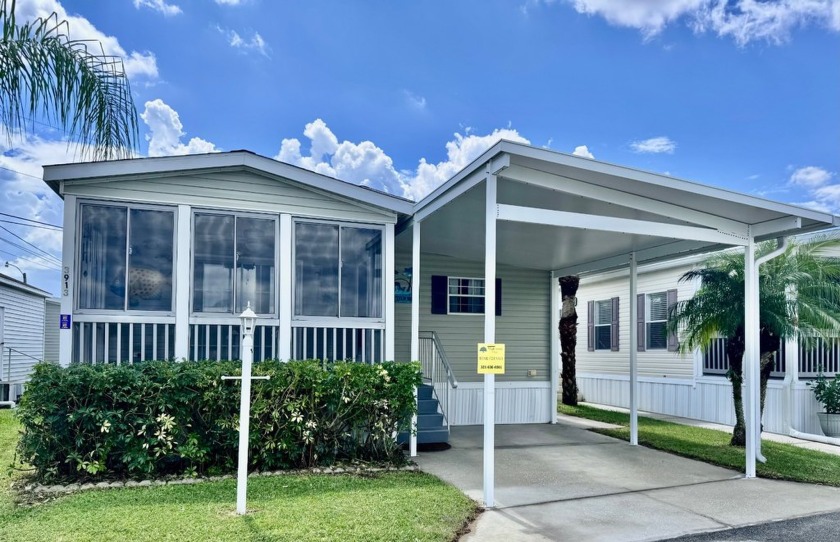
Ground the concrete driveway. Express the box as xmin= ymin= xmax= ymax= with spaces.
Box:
xmin=414 ymin=423 xmax=840 ymax=542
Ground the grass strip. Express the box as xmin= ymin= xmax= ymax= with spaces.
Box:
xmin=0 ymin=410 xmax=476 ymax=541
xmin=559 ymin=404 xmax=840 ymax=487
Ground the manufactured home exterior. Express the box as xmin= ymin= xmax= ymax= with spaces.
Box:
xmin=44 ymin=139 xmax=840 ymax=477
xmin=0 ymin=275 xmax=56 ymax=401
xmin=575 ymin=255 xmax=835 ymax=436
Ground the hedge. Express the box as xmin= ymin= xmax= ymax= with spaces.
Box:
xmin=15 ymin=360 xmax=421 ymax=482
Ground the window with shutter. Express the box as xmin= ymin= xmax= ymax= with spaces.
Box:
xmin=594 ymin=299 xmax=613 ymax=350
xmin=646 ymin=291 xmax=668 ymax=350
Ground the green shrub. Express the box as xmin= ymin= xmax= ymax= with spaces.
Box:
xmin=15 ymin=360 xmax=421 ymax=482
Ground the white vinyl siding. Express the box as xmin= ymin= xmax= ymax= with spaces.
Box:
xmin=0 ymin=284 xmax=46 ymax=383
xmin=576 ymin=264 xmax=697 ymax=379
xmin=62 ymin=171 xmax=396 ymax=224
xmin=394 ymin=252 xmax=550 ymax=383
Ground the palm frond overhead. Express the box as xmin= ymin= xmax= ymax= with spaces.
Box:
xmin=0 ymin=0 xmax=138 ymax=160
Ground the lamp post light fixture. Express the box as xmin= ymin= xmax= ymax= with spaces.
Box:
xmin=4 ymin=261 xmax=26 ymax=284
xmin=221 ymin=302 xmax=269 ymax=515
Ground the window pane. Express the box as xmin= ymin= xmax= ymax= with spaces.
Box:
xmin=647 ymin=322 xmax=667 ymax=349
xmin=596 ymin=300 xmax=612 ymax=325
xmin=193 ymin=214 xmax=234 ymax=313
xmin=128 ymin=209 xmax=174 ymax=311
xmin=295 ymin=222 xmax=339 ymax=316
xmin=341 ymin=227 xmax=382 ymax=318
xmin=236 ymin=217 xmax=276 ymax=314
xmin=449 ymin=278 xmax=484 ymax=296
xmin=449 ymin=296 xmax=485 ymax=314
xmin=648 ymin=292 xmax=668 ymax=321
xmin=596 ymin=326 xmax=612 ymax=350
xmin=79 ymin=205 xmax=126 ymax=310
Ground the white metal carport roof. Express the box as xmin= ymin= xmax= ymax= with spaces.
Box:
xmin=402 ymin=140 xmax=839 ymax=508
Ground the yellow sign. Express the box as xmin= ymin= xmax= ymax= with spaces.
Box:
xmin=477 ymin=343 xmax=505 ymax=374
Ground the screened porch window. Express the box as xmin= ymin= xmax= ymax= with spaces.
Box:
xmin=294 ymin=222 xmax=382 ymax=318
xmin=78 ymin=203 xmax=174 ymax=312
xmin=192 ymin=212 xmax=276 ymax=315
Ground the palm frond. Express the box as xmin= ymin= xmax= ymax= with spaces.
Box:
xmin=0 ymin=0 xmax=138 ymax=160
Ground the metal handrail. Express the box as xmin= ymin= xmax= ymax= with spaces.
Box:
xmin=419 ymin=331 xmax=458 ymax=389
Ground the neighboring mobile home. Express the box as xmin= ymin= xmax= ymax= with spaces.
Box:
xmin=43 ymin=141 xmax=839 ymax=476
xmin=0 ymin=274 xmax=57 ymax=402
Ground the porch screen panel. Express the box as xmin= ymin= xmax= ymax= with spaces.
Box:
xmin=193 ymin=213 xmax=234 ymax=313
xmin=235 ymin=217 xmax=276 ymax=314
xmin=295 ymin=222 xmax=339 ymax=316
xmin=78 ymin=204 xmax=127 ymax=310
xmin=340 ymin=228 xmax=382 ymax=318
xmin=128 ymin=209 xmax=174 ymax=311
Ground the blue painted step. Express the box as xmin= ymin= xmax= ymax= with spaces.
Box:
xmin=398 ymin=384 xmax=448 ymax=445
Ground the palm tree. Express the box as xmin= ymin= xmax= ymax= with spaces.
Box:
xmin=670 ymin=237 xmax=840 ymax=446
xmin=1 ymin=0 xmax=138 ymax=160
xmin=559 ymin=275 xmax=580 ymax=405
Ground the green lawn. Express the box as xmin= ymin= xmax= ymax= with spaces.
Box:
xmin=0 ymin=410 xmax=476 ymax=542
xmin=559 ymin=403 xmax=840 ymax=486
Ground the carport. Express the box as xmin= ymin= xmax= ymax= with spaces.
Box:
xmin=404 ymin=141 xmax=839 ymax=506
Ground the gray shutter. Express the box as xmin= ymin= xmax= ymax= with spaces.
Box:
xmin=610 ymin=296 xmax=620 ymax=352
xmin=587 ymin=301 xmax=594 ymax=352
xmin=637 ymin=293 xmax=646 ymax=352
xmin=667 ymin=289 xmax=679 ymax=352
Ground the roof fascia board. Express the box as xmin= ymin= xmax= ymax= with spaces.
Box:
xmin=750 ymin=216 xmax=801 ymax=238
xmin=501 ymin=164 xmax=749 ymax=237
xmin=553 ymin=240 xmax=720 ymax=277
xmin=500 ymin=142 xmax=839 ymax=226
xmin=413 ymin=144 xmax=508 ymax=213
xmin=496 ymin=204 xmax=750 ymax=246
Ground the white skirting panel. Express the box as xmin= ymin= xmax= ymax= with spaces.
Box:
xmin=578 ymin=374 xmax=827 ymax=437
xmin=449 ymin=382 xmax=552 ymax=426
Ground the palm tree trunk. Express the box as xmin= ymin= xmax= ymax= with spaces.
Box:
xmin=559 ymin=276 xmax=580 ymax=406
xmin=726 ymin=332 xmax=746 ymax=446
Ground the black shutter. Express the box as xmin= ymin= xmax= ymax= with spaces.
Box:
xmin=667 ymin=289 xmax=679 ymax=352
xmin=610 ymin=296 xmax=620 ymax=352
xmin=587 ymin=301 xmax=594 ymax=352
xmin=431 ymin=275 xmax=448 ymax=314
xmin=637 ymin=293 xmax=646 ymax=352
xmin=495 ymin=278 xmax=502 ymax=316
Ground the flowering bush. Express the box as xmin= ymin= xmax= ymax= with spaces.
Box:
xmin=15 ymin=360 xmax=421 ymax=482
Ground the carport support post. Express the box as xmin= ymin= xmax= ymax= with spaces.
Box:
xmin=629 ymin=252 xmax=638 ymax=445
xmin=483 ymin=173 xmax=497 ymax=508
xmin=744 ymin=234 xmax=758 ymax=478
xmin=410 ymin=220 xmax=421 ymax=457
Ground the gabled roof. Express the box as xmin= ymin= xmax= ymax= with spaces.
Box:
xmin=43 ymin=150 xmax=415 ymax=216
xmin=0 ymin=273 xmax=50 ymax=298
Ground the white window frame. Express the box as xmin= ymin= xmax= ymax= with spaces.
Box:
xmin=75 ymin=199 xmax=177 ymax=315
xmin=291 ymin=218 xmax=385 ymax=324
xmin=594 ymin=299 xmax=612 ymax=350
xmin=190 ymin=209 xmax=280 ymax=318
xmin=447 ymin=276 xmax=486 ymax=315
xmin=646 ymin=291 xmax=668 ymax=350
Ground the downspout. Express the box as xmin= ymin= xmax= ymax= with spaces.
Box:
xmin=753 ymin=237 xmax=789 ymax=463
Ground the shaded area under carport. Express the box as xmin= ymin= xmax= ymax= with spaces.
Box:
xmin=414 ymin=423 xmax=840 ymax=541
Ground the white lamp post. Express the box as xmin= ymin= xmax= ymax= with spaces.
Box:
xmin=221 ymin=302 xmax=268 ymax=515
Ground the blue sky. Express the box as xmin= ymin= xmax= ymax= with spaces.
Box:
xmin=1 ymin=0 xmax=839 ymax=294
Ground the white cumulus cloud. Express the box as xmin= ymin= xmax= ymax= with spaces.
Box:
xmin=630 ymin=136 xmax=676 ymax=154
xmin=14 ymin=0 xmax=159 ymax=80
xmin=133 ymin=0 xmax=181 ymax=16
xmin=141 ymin=99 xmax=219 ymax=157
xmin=572 ymin=145 xmax=595 ymax=159
xmin=790 ymin=166 xmax=834 ymax=188
xmin=277 ymin=119 xmax=530 ymax=200
xmin=564 ymin=0 xmax=840 ymax=44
